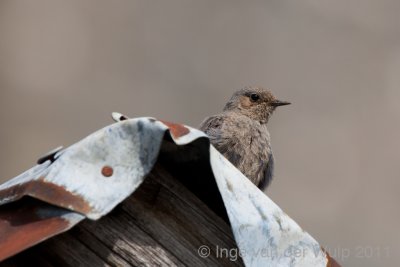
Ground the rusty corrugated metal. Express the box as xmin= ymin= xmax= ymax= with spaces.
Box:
xmin=0 ymin=114 xmax=340 ymax=266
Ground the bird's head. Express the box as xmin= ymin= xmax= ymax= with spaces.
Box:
xmin=223 ymin=87 xmax=290 ymax=124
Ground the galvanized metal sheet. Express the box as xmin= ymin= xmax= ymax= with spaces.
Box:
xmin=0 ymin=118 xmax=205 ymax=220
xmin=210 ymin=146 xmax=330 ymax=266
xmin=0 ymin=116 xmax=338 ymax=266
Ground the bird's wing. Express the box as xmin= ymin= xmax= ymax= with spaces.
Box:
xmin=198 ymin=115 xmax=225 ymax=143
xmin=200 ymin=114 xmax=249 ymax=171
xmin=259 ymin=152 xmax=274 ymax=190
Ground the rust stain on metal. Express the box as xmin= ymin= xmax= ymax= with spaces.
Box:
xmin=101 ymin=166 xmax=114 ymax=177
xmin=160 ymin=120 xmax=190 ymax=138
xmin=322 ymin=247 xmax=342 ymax=267
xmin=0 ymin=178 xmax=92 ymax=216
xmin=0 ymin=202 xmax=71 ymax=261
xmin=27 ymin=178 xmax=92 ymax=215
xmin=326 ymin=252 xmax=341 ymax=267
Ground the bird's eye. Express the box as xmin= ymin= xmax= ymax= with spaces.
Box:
xmin=250 ymin=93 xmax=260 ymax=102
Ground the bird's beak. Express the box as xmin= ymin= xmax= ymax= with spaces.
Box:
xmin=270 ymin=100 xmax=291 ymax=107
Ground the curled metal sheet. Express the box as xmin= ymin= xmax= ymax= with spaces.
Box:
xmin=210 ymin=147 xmax=338 ymax=267
xmin=0 ymin=116 xmax=339 ymax=266
xmin=0 ymin=118 xmax=204 ymax=221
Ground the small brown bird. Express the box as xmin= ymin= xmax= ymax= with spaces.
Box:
xmin=199 ymin=87 xmax=290 ymax=190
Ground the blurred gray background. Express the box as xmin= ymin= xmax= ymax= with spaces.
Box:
xmin=1 ymin=1 xmax=399 ymax=266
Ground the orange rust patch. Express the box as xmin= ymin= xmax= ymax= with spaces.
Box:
xmin=25 ymin=178 xmax=92 ymax=215
xmin=0 ymin=201 xmax=73 ymax=261
xmin=326 ymin=253 xmax=341 ymax=267
xmin=0 ymin=179 xmax=92 ymax=216
xmin=322 ymin=247 xmax=342 ymax=267
xmin=160 ymin=120 xmax=190 ymax=139
xmin=101 ymin=166 xmax=114 ymax=177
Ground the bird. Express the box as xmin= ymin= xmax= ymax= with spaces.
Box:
xmin=199 ymin=87 xmax=290 ymax=190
